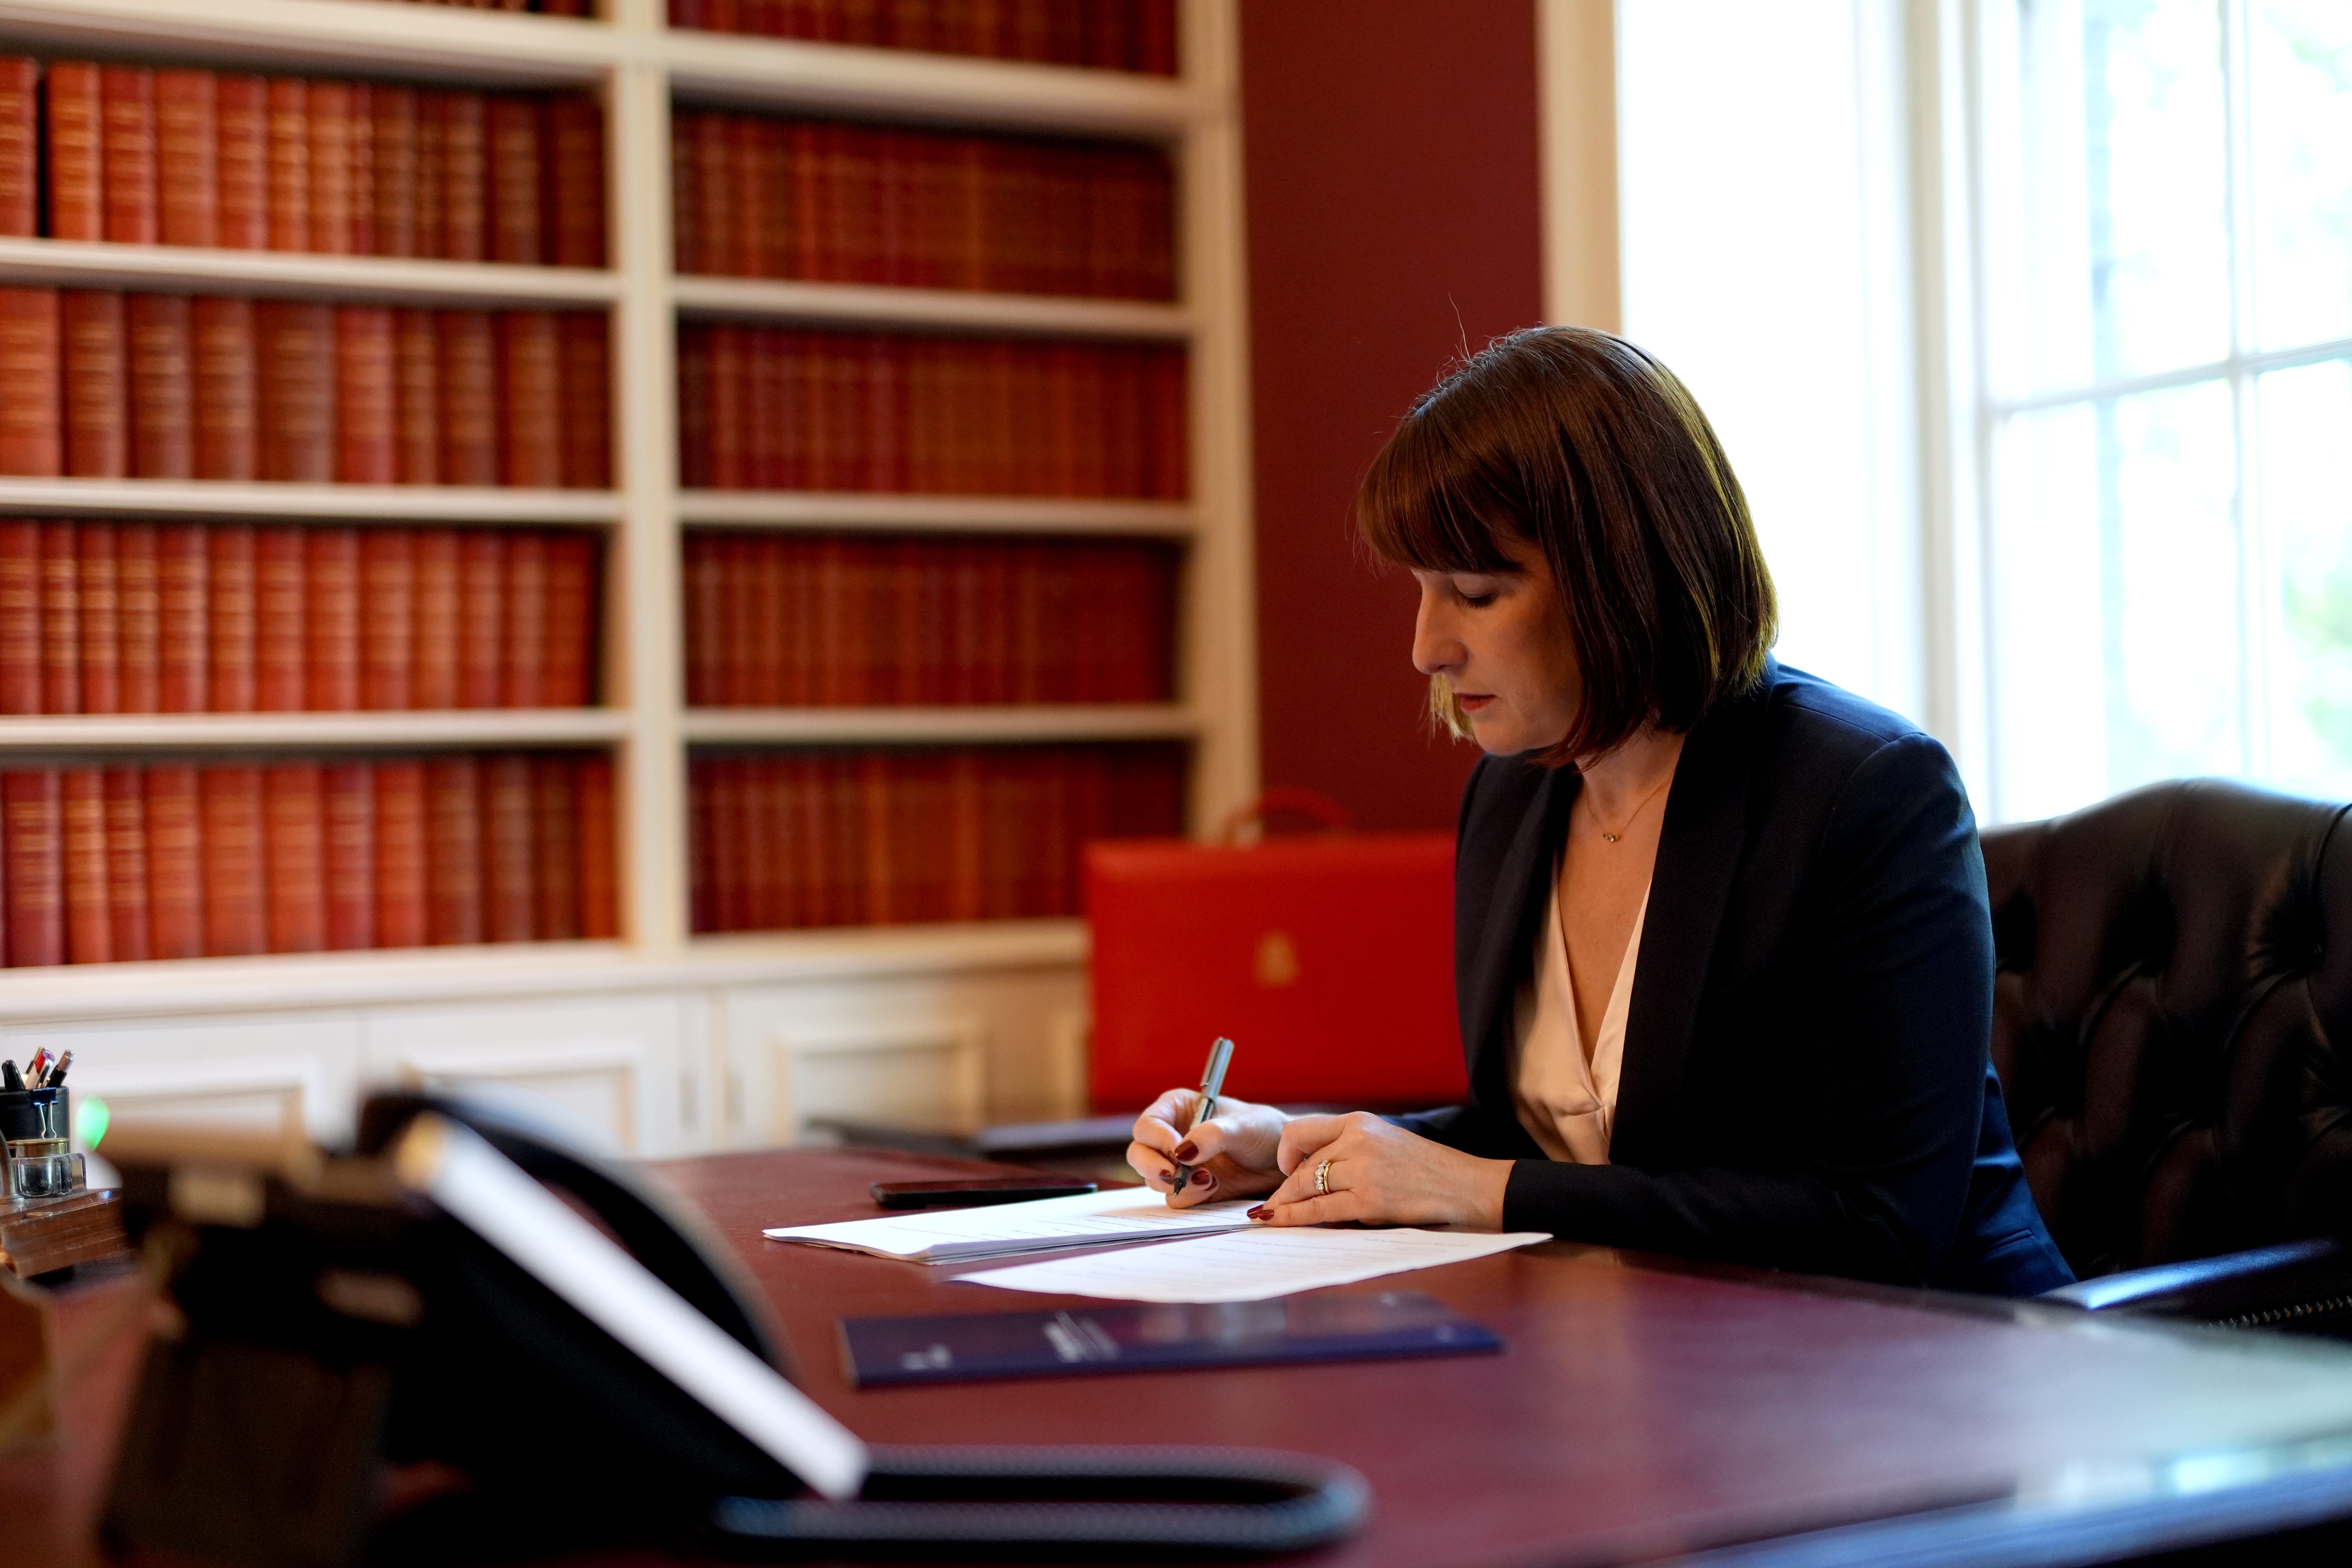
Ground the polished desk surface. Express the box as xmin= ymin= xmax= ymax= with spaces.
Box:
xmin=20 ymin=1146 xmax=2352 ymax=1566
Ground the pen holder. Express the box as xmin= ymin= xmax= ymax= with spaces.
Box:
xmin=0 ymin=1088 xmax=83 ymax=1201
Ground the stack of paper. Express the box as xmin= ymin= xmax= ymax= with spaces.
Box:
xmin=762 ymin=1187 xmax=1257 ymax=1264
xmin=954 ymin=1225 xmax=1553 ymax=1304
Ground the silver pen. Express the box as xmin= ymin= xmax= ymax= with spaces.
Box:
xmin=1167 ymin=1036 xmax=1235 ymax=1190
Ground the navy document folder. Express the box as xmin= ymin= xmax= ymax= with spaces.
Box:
xmin=838 ymin=1290 xmax=1503 ymax=1387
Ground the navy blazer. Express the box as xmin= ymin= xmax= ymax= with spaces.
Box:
xmin=1397 ymin=660 xmax=2073 ymax=1295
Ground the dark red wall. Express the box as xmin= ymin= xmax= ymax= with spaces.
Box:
xmin=1240 ymin=0 xmax=1544 ymax=831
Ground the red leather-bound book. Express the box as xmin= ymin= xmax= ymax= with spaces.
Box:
xmin=200 ymin=764 xmax=267 ymax=956
xmin=456 ymin=530 xmax=505 ymax=707
xmin=703 ymin=756 xmax=741 ymax=929
xmin=682 ymin=533 xmax=719 ymax=705
xmin=155 ymin=69 xmax=218 ymax=250
xmin=76 ymin=523 xmax=118 ymax=714
xmin=742 ymin=754 xmax=782 ymax=929
xmin=412 ymin=528 xmax=460 ymax=708
xmin=485 ymin=94 xmax=541 ymax=265
xmin=392 ymin=307 xmax=438 ymax=483
xmin=495 ymin=311 xmax=560 ymax=488
xmin=60 ymin=290 xmax=125 ymax=479
xmin=38 ymin=521 xmax=78 ymax=715
xmin=142 ymin=763 xmax=202 ymax=959
xmin=691 ymin=111 xmax=736 ymax=281
xmin=263 ymin=761 xmax=325 ymax=953
xmin=369 ymin=84 xmax=420 ymax=259
xmin=372 ymin=759 xmax=427 ymax=949
xmin=1145 ymin=345 xmax=1186 ymax=498
xmin=360 ymin=527 xmax=415 ymax=710
xmin=334 ymin=305 xmax=395 ymax=483
xmin=436 ymin=310 xmax=497 ymax=485
xmin=156 ymin=524 xmax=207 ymax=712
xmin=43 ymin=63 xmax=102 ymax=242
xmin=746 ymin=323 xmax=785 ymax=490
xmin=543 ymin=95 xmax=605 ymax=268
xmin=254 ymin=526 xmax=305 ymax=711
xmin=256 ymin=300 xmax=333 ymax=482
xmin=704 ymin=323 xmax=747 ymax=489
xmin=480 ymin=751 xmax=534 ymax=942
xmin=322 ymin=760 xmax=373 ymax=950
xmin=263 ymin=76 xmax=309 ymax=252
xmin=305 ymin=80 xmax=354 ymax=255
xmin=103 ymin=766 xmax=149 ymax=961
xmin=0 ymin=288 xmax=60 ymax=476
xmin=501 ymin=530 xmax=547 ymax=707
xmin=671 ymin=110 xmax=702 ymax=275
xmin=3 ymin=769 xmax=61 ymax=965
xmin=345 ymin=82 xmax=374 ymax=259
xmin=127 ymin=293 xmax=194 ymax=479
xmin=433 ymin=90 xmax=487 ymax=263
xmin=542 ymin=531 xmax=593 ymax=706
xmin=686 ymin=757 xmax=717 ymax=931
xmin=530 ymin=753 xmax=580 ymax=939
xmin=206 ymin=524 xmax=256 ymax=712
xmin=575 ymin=751 xmax=616 ymax=938
xmin=215 ymin=75 xmax=267 ymax=250
xmin=676 ymin=322 xmax=713 ymax=489
xmin=0 ymin=58 xmax=35 ymax=238
xmin=191 ymin=295 xmax=258 ymax=479
xmin=1137 ymin=0 xmax=1177 ymax=73
xmin=894 ymin=537 xmax=942 ymax=704
xmin=99 ymin=66 xmax=158 ymax=245
xmin=748 ymin=535 xmax=788 ymax=705
xmin=557 ymin=313 xmax=610 ymax=488
xmin=60 ymin=769 xmax=107 ymax=964
xmin=423 ymin=753 xmax=483 ymax=945
xmin=304 ymin=527 xmax=360 ymax=711
xmin=115 ymin=524 xmax=158 ymax=712
xmin=413 ymin=88 xmax=446 ymax=260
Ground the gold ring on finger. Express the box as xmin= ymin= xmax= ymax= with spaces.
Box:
xmin=1314 ymin=1157 xmax=1333 ymax=1196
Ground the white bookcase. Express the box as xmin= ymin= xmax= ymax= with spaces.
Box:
xmin=0 ymin=0 xmax=1258 ymax=1157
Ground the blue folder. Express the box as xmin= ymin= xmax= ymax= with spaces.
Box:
xmin=838 ymin=1290 xmax=1502 ymax=1387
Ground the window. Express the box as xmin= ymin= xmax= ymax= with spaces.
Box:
xmin=1976 ymin=0 xmax=2352 ymax=820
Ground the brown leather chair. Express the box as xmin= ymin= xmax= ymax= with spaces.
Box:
xmin=1982 ymin=778 xmax=2352 ymax=1331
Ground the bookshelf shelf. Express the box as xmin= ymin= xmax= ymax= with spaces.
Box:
xmin=682 ymin=704 xmax=1200 ymax=746
xmin=0 ymin=480 xmax=623 ymax=525
xmin=676 ymin=491 xmax=1197 ymax=537
xmin=0 ymin=709 xmax=627 ymax=751
xmin=671 ymin=275 xmax=1191 ymax=341
xmin=0 ymin=238 xmax=618 ymax=308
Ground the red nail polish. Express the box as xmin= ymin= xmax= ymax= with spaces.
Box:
xmin=1189 ymin=1169 xmax=1211 ymax=1187
xmin=1247 ymin=1206 xmax=1268 ymax=1220
xmin=1173 ymin=1142 xmax=1198 ymax=1163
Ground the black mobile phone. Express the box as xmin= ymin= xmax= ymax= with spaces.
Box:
xmin=869 ymin=1175 xmax=1098 ymax=1210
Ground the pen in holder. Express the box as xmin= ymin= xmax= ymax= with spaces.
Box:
xmin=0 ymin=1087 xmax=84 ymax=1200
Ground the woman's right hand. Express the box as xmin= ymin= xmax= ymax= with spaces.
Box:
xmin=1127 ymin=1091 xmax=1288 ymax=1207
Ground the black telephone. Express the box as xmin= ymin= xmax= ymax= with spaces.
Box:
xmin=100 ymin=1090 xmax=1367 ymax=1566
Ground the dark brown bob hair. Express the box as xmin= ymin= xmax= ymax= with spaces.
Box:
xmin=1356 ymin=326 xmax=1777 ymax=769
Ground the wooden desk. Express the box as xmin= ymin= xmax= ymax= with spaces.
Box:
xmin=19 ymin=1146 xmax=2352 ymax=1566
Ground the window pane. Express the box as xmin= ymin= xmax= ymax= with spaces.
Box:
xmin=1998 ymin=0 xmax=2230 ymax=393
xmin=1991 ymin=380 xmax=2241 ymax=820
xmin=2249 ymin=4 xmax=2352 ymax=350
xmin=2260 ymin=359 xmax=2352 ymax=798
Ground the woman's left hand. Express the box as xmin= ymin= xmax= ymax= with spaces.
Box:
xmin=1252 ymin=1113 xmax=1513 ymax=1230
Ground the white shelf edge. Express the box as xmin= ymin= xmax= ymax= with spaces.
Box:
xmin=0 ymin=238 xmax=617 ymax=307
xmin=0 ymin=0 xmax=613 ymax=85
xmin=661 ymin=33 xmax=1209 ymax=138
xmin=672 ymin=275 xmax=1192 ymax=339
xmin=0 ymin=479 xmax=624 ymax=524
xmin=676 ymin=491 xmax=1198 ymax=537
xmin=682 ymin=704 xmax=1200 ymax=746
xmin=0 ymin=709 xmax=627 ymax=750
xmin=0 ymin=918 xmax=1087 ymax=1022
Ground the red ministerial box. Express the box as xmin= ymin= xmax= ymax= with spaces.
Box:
xmin=1084 ymin=832 xmax=1466 ymax=1113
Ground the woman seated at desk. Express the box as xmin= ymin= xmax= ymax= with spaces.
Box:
xmin=1127 ymin=327 xmax=2071 ymax=1295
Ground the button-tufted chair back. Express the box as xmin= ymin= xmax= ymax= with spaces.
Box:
xmin=1982 ymin=779 xmax=2352 ymax=1281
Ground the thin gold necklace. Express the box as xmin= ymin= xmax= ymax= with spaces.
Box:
xmin=1588 ymin=769 xmax=1675 ymax=843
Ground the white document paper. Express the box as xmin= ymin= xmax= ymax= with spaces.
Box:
xmin=951 ymin=1225 xmax=1553 ymax=1303
xmin=762 ymin=1185 xmax=1256 ymax=1263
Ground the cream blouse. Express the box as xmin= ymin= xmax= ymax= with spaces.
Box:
xmin=1508 ymin=869 xmax=1649 ymax=1165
